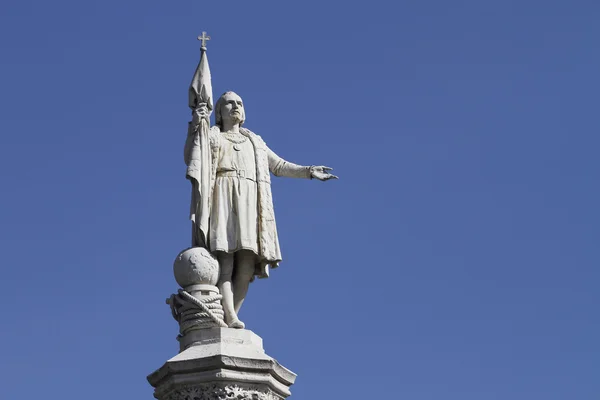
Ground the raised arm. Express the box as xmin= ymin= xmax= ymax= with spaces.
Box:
xmin=184 ymin=103 xmax=212 ymax=166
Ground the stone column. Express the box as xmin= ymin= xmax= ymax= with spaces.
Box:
xmin=148 ymin=248 xmax=296 ymax=399
xmin=147 ymin=328 xmax=296 ymax=400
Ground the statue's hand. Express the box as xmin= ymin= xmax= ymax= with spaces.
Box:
xmin=192 ymin=103 xmax=210 ymax=126
xmin=310 ymin=166 xmax=338 ymax=181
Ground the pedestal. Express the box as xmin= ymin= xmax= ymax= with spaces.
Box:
xmin=148 ymin=328 xmax=297 ymax=400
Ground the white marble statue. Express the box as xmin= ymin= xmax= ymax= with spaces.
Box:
xmin=184 ymin=38 xmax=337 ymax=329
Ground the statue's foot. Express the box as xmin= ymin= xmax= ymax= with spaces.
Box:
xmin=228 ymin=318 xmax=245 ymax=329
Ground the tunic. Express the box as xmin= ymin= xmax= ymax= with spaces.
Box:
xmin=208 ymin=136 xmax=259 ymax=254
xmin=185 ymin=125 xmax=312 ymax=278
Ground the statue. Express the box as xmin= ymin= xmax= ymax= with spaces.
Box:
xmin=181 ymin=33 xmax=337 ymax=329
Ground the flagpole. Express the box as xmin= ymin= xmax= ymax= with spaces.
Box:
xmin=187 ymin=32 xmax=213 ymax=249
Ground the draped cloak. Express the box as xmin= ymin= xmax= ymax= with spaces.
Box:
xmin=184 ymin=124 xmax=310 ymax=279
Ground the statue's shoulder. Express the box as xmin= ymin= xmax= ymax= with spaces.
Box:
xmin=209 ymin=126 xmax=221 ymax=148
xmin=240 ymin=127 xmax=266 ymax=146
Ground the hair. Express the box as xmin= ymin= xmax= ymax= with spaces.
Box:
xmin=215 ymin=91 xmax=245 ymax=128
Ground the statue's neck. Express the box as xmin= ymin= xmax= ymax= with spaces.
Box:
xmin=220 ymin=122 xmax=240 ymax=134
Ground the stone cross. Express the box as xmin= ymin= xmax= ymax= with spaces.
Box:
xmin=197 ymin=31 xmax=211 ymax=49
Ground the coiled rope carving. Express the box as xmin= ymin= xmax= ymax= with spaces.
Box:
xmin=167 ymin=289 xmax=227 ymax=334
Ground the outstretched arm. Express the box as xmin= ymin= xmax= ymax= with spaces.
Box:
xmin=267 ymin=147 xmax=310 ymax=178
xmin=267 ymin=147 xmax=338 ymax=181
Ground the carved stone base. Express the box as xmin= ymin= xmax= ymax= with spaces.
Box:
xmin=148 ymin=328 xmax=296 ymax=400
xmin=163 ymin=383 xmax=282 ymax=400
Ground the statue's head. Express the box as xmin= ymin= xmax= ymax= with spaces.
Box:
xmin=215 ymin=91 xmax=245 ymax=129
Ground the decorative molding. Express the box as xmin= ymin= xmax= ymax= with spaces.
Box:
xmin=163 ymin=383 xmax=283 ymax=400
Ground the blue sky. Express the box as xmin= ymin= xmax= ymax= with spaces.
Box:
xmin=0 ymin=1 xmax=598 ymax=399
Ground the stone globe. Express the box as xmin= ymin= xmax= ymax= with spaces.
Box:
xmin=173 ymin=247 xmax=219 ymax=287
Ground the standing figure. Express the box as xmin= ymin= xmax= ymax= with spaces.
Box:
xmin=185 ymin=90 xmax=337 ymax=329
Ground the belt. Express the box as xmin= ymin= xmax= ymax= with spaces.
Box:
xmin=216 ymin=169 xmax=256 ymax=182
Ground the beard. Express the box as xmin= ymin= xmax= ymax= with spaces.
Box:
xmin=229 ymin=112 xmax=243 ymax=124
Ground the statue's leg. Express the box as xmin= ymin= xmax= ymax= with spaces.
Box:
xmin=217 ymin=252 xmax=243 ymax=329
xmin=233 ymin=250 xmax=256 ymax=314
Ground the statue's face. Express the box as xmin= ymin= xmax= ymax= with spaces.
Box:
xmin=219 ymin=92 xmax=245 ymax=126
